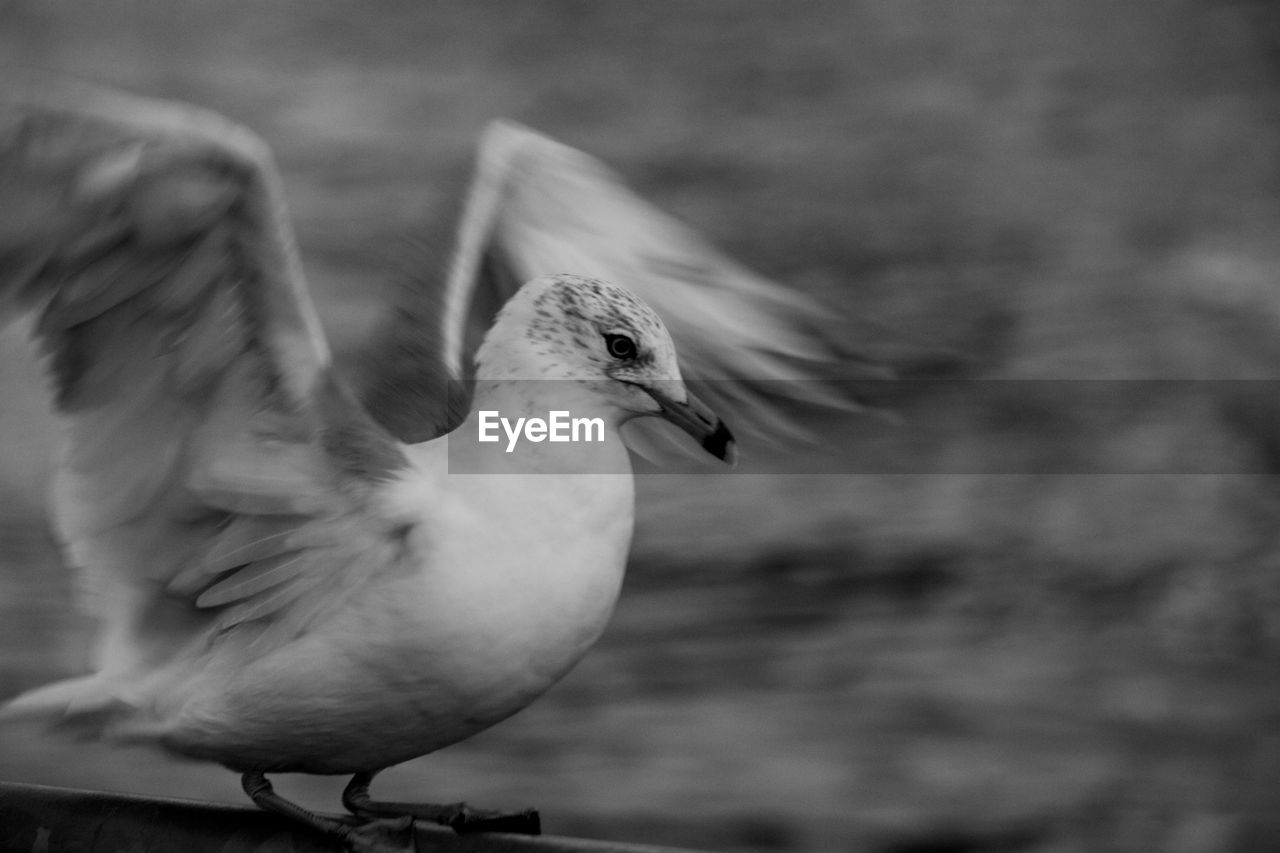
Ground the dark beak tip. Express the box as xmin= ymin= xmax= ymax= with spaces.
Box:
xmin=702 ymin=421 xmax=737 ymax=466
xmin=644 ymin=384 xmax=736 ymax=465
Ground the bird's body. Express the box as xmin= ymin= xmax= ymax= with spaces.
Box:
xmin=0 ymin=76 xmax=853 ymax=833
xmin=162 ymin=481 xmax=632 ymax=773
xmin=153 ymin=455 xmax=634 ymax=775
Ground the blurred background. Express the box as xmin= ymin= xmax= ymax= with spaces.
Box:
xmin=4 ymin=1 xmax=1280 ymax=850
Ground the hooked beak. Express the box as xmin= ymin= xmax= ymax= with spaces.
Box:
xmin=644 ymin=385 xmax=737 ymax=465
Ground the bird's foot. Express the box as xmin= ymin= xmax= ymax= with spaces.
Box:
xmin=342 ymin=771 xmax=541 ymax=835
xmin=335 ymin=817 xmax=415 ymax=853
xmin=241 ymin=771 xmax=414 ymax=852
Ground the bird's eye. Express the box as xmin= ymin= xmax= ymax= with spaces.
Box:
xmin=604 ymin=333 xmax=637 ymax=360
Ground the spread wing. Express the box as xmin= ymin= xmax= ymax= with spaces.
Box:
xmin=360 ymin=120 xmax=884 ymax=450
xmin=0 ymin=79 xmax=414 ymax=683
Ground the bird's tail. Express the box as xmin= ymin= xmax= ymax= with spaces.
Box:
xmin=0 ymin=674 xmax=137 ymax=738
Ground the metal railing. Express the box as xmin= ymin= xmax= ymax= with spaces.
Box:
xmin=0 ymin=781 xmax=700 ymax=853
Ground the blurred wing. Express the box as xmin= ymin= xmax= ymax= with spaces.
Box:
xmin=356 ymin=239 xmax=472 ymax=445
xmin=0 ymin=80 xmax=413 ymax=678
xmin=439 ymin=120 xmax=877 ymax=455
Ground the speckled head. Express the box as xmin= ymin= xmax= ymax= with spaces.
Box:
xmin=472 ymin=273 xmax=735 ymax=462
xmin=476 ymin=273 xmax=672 ymax=379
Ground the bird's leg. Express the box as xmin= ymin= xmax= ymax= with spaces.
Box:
xmin=342 ymin=770 xmax=541 ymax=836
xmin=242 ymin=771 xmax=355 ymax=836
xmin=242 ymin=771 xmax=415 ymax=852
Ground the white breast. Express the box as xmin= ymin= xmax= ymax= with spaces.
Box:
xmin=414 ymin=465 xmax=636 ymax=692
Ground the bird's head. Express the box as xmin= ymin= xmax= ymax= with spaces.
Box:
xmin=473 ymin=274 xmax=735 ymax=463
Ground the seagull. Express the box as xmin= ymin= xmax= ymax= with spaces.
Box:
xmin=0 ymin=78 xmax=849 ymax=844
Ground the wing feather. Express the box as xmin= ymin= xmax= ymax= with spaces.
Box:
xmin=167 ymin=283 xmax=246 ymax=392
xmin=196 ymin=551 xmax=308 ymax=609
xmin=0 ymin=79 xmax=415 ymax=681
xmin=468 ymin=122 xmax=847 ymax=367
xmin=197 ymin=516 xmax=309 ymax=578
xmin=216 ymin=572 xmax=325 ymax=634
